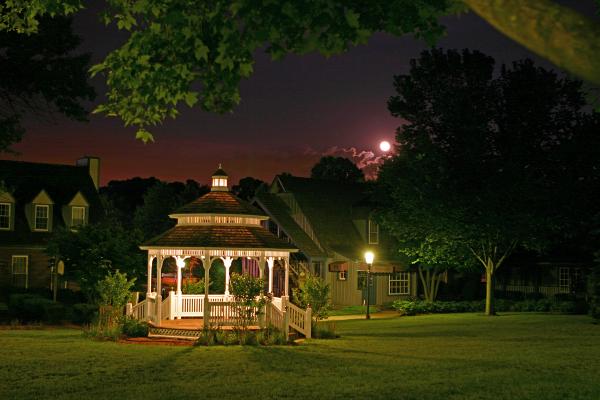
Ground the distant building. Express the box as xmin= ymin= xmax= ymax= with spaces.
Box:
xmin=254 ymin=175 xmax=417 ymax=307
xmin=0 ymin=157 xmax=102 ymax=290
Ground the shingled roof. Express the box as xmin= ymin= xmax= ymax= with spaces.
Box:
xmin=172 ymin=191 xmax=266 ymax=216
xmin=141 ymin=225 xmax=296 ymax=250
xmin=0 ymin=159 xmax=102 ymax=246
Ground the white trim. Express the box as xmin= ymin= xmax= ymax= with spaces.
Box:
xmin=34 ymin=204 xmax=50 ymax=231
xmin=11 ymin=255 xmax=29 ymax=289
xmin=337 ymin=270 xmax=347 ymax=281
xmin=388 ymin=272 xmax=410 ymax=295
xmin=0 ymin=202 xmax=11 ymax=230
xmin=368 ymin=219 xmax=379 ymax=244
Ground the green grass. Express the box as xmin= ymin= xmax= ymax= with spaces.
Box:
xmin=329 ymin=305 xmax=379 ymax=316
xmin=1 ymin=313 xmax=599 ymax=399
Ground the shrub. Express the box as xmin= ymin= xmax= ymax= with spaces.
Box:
xmin=392 ymin=299 xmax=584 ymax=316
xmin=589 ymin=253 xmax=600 ymax=322
xmin=293 ymin=275 xmax=331 ymax=323
xmin=312 ymin=322 xmax=338 ymax=339
xmin=182 ymin=279 xmax=205 ymax=294
xmin=121 ymin=317 xmax=149 ymax=337
xmin=82 ymin=322 xmax=122 ymax=341
xmin=9 ymin=294 xmax=54 ymax=322
xmin=69 ymin=303 xmax=98 ymax=324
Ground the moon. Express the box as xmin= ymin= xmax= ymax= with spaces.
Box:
xmin=379 ymin=140 xmax=391 ymax=152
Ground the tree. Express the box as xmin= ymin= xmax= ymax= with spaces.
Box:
xmin=311 ymin=156 xmax=365 ymax=183
xmin=292 ymin=275 xmax=331 ymax=324
xmin=378 ymin=48 xmax=600 ymax=315
xmin=2 ymin=1 xmax=600 ymax=141
xmin=232 ymin=177 xmax=265 ymax=200
xmin=133 ymin=182 xmax=181 ymax=240
xmin=0 ymin=16 xmax=95 ymax=152
xmin=46 ymin=220 xmax=145 ymax=300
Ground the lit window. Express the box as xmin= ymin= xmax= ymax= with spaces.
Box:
xmin=389 ymin=272 xmax=410 ymax=295
xmin=338 ymin=271 xmax=347 ymax=281
xmin=12 ymin=256 xmax=28 ymax=288
xmin=368 ymin=219 xmax=379 ymax=244
xmin=72 ymin=206 xmax=86 ymax=227
xmin=0 ymin=203 xmax=10 ymax=229
xmin=34 ymin=205 xmax=49 ymax=231
xmin=558 ymin=267 xmax=570 ymax=292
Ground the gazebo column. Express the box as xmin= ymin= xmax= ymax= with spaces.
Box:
xmin=175 ymin=256 xmax=187 ymax=320
xmin=259 ymin=255 xmax=265 ymax=279
xmin=267 ymin=257 xmax=275 ymax=294
xmin=156 ymin=255 xmax=164 ymax=323
xmin=146 ymin=254 xmax=154 ymax=321
xmin=284 ymin=256 xmax=290 ymax=298
xmin=202 ymin=256 xmax=211 ymax=327
xmin=221 ymin=256 xmax=234 ymax=297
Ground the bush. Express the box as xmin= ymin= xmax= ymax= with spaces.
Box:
xmin=292 ymin=275 xmax=331 ymax=323
xmin=392 ymin=299 xmax=585 ymax=316
xmin=589 ymin=253 xmax=600 ymax=322
xmin=9 ymin=294 xmax=54 ymax=322
xmin=121 ymin=317 xmax=149 ymax=337
xmin=82 ymin=322 xmax=122 ymax=341
xmin=312 ymin=322 xmax=338 ymax=339
xmin=69 ymin=303 xmax=98 ymax=324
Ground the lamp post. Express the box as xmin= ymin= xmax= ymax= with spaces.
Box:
xmin=364 ymin=251 xmax=374 ymax=320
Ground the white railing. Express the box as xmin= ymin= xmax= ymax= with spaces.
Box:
xmin=210 ymin=302 xmax=260 ymax=327
xmin=272 ymin=296 xmax=283 ymax=311
xmin=161 ymin=295 xmax=172 ymax=320
xmin=180 ymin=294 xmax=229 ymax=317
xmin=287 ymin=301 xmax=312 ymax=339
xmin=129 ymin=299 xmax=147 ymax=320
xmin=265 ymin=301 xmax=286 ymax=333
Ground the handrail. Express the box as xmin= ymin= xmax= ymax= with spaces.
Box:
xmin=130 ymin=299 xmax=147 ymax=320
xmin=287 ymin=301 xmax=312 ymax=339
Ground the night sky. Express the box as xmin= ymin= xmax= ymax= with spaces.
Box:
xmin=3 ymin=1 xmax=597 ymax=186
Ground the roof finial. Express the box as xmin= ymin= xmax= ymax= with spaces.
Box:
xmin=218 ymin=163 xmax=222 ymax=169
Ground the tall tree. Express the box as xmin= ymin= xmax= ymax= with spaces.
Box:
xmin=311 ymin=156 xmax=365 ymax=183
xmin=0 ymin=16 xmax=95 ymax=151
xmin=232 ymin=177 xmax=265 ymax=200
xmin=2 ymin=1 xmax=599 ymax=141
xmin=378 ymin=49 xmax=600 ymax=315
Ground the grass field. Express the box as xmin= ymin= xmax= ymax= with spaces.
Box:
xmin=1 ymin=313 xmax=599 ymax=400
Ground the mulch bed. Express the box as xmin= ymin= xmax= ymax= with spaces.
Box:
xmin=119 ymin=337 xmax=195 ymax=346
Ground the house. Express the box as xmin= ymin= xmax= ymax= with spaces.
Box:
xmin=0 ymin=157 xmax=102 ymax=290
xmin=253 ymin=175 xmax=417 ymax=307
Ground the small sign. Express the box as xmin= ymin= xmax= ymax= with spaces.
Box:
xmin=57 ymin=261 xmax=65 ymax=276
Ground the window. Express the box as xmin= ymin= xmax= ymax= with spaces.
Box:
xmin=312 ymin=261 xmax=322 ymax=277
xmin=558 ymin=267 xmax=570 ymax=292
xmin=12 ymin=256 xmax=28 ymax=288
xmin=0 ymin=203 xmax=10 ymax=229
xmin=368 ymin=219 xmax=379 ymax=244
xmin=72 ymin=206 xmax=86 ymax=227
xmin=389 ymin=272 xmax=410 ymax=295
xmin=34 ymin=205 xmax=49 ymax=231
xmin=338 ymin=270 xmax=347 ymax=281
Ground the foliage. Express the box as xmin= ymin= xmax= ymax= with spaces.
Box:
xmin=197 ymin=326 xmax=287 ymax=346
xmin=46 ymin=220 xmax=145 ymax=300
xmin=121 ymin=317 xmax=149 ymax=337
xmin=232 ymin=177 xmax=265 ymax=200
xmin=0 ymin=16 xmax=95 ymax=152
xmin=589 ymin=251 xmax=600 ymax=322
xmin=69 ymin=303 xmax=98 ymax=324
xmin=311 ymin=156 xmax=365 ymax=183
xmin=133 ymin=182 xmax=181 ymax=240
xmin=181 ymin=279 xmax=205 ymax=295
xmin=82 ymin=322 xmax=122 ymax=341
xmin=8 ymin=294 xmax=64 ymax=323
xmin=96 ymin=271 xmax=135 ymax=310
xmin=392 ymin=299 xmax=584 ymax=316
xmin=312 ymin=321 xmax=339 ymax=339
xmin=292 ymin=274 xmax=331 ymax=323
xmin=229 ymin=273 xmax=266 ymax=333
xmin=378 ymin=48 xmax=600 ymax=315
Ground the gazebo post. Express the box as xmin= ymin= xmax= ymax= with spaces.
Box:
xmin=284 ymin=256 xmax=290 ymax=298
xmin=222 ymin=256 xmax=233 ymax=297
xmin=259 ymin=255 xmax=265 ymax=280
xmin=202 ymin=256 xmax=211 ymax=328
xmin=267 ymin=257 xmax=275 ymax=294
xmin=156 ymin=255 xmax=164 ymax=323
xmin=146 ymin=254 xmax=154 ymax=321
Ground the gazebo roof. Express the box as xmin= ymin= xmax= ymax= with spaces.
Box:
xmin=141 ymin=225 xmax=296 ymax=250
xmin=171 ymin=191 xmax=266 ymax=217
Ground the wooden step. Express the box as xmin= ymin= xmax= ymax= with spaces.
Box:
xmin=148 ymin=325 xmax=201 ymax=340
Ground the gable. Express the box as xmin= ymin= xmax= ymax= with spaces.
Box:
xmin=68 ymin=191 xmax=89 ymax=207
xmin=0 ymin=191 xmax=15 ymax=203
xmin=31 ymin=190 xmax=54 ymax=205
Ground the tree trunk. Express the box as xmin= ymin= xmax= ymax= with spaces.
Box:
xmin=464 ymin=0 xmax=600 ymax=85
xmin=418 ymin=266 xmax=444 ymax=302
xmin=485 ymin=267 xmax=495 ymax=316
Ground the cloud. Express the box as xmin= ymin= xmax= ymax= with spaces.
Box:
xmin=322 ymin=146 xmax=386 ymax=179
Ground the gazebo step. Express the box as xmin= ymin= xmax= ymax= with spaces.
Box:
xmin=148 ymin=326 xmax=201 ymax=339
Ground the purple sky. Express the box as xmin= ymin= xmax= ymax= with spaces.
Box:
xmin=4 ymin=1 xmax=597 ymax=185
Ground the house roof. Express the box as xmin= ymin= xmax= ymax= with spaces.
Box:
xmin=254 ymin=192 xmax=326 ymax=258
xmin=263 ymin=175 xmax=403 ymax=264
xmin=0 ymin=159 xmax=102 ymax=246
xmin=172 ymin=191 xmax=266 ymax=216
xmin=141 ymin=225 xmax=297 ymax=250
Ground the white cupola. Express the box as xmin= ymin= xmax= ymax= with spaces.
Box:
xmin=211 ymin=164 xmax=229 ymax=192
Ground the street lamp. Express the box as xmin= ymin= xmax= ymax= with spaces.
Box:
xmin=364 ymin=251 xmax=374 ymax=320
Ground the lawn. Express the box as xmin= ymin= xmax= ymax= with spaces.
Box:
xmin=1 ymin=313 xmax=599 ymax=400
xmin=329 ymin=305 xmax=379 ymax=316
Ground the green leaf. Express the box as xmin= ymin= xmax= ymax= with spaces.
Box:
xmin=135 ymin=128 xmax=154 ymax=143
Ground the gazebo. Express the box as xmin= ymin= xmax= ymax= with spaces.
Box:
xmin=129 ymin=166 xmax=308 ymax=334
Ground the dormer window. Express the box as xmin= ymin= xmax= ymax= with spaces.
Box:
xmin=0 ymin=203 xmax=10 ymax=230
xmin=368 ymin=219 xmax=379 ymax=244
xmin=34 ymin=205 xmax=49 ymax=231
xmin=72 ymin=206 xmax=86 ymax=228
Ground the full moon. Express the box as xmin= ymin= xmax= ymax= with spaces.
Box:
xmin=379 ymin=140 xmax=391 ymax=152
